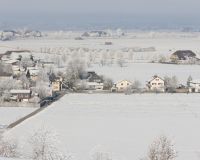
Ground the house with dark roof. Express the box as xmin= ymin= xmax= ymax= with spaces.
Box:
xmin=78 ymin=71 xmax=104 ymax=90
xmin=170 ymin=50 xmax=198 ymax=62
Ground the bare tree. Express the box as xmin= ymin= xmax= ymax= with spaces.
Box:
xmin=146 ymin=135 xmax=177 ymax=160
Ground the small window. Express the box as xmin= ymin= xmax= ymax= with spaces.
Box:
xmin=121 ymin=83 xmax=123 ymax=86
xmin=127 ymin=83 xmax=129 ymax=85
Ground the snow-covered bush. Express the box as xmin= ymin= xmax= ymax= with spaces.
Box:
xmin=145 ymin=135 xmax=177 ymax=160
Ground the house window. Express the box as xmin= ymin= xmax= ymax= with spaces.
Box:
xmin=121 ymin=83 xmax=123 ymax=86
xmin=127 ymin=83 xmax=129 ymax=85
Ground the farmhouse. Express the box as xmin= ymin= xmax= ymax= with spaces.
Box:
xmin=170 ymin=50 xmax=198 ymax=62
xmin=188 ymin=79 xmax=200 ymax=93
xmin=10 ymin=89 xmax=32 ymax=102
xmin=147 ymin=75 xmax=165 ymax=92
xmin=111 ymin=80 xmax=133 ymax=92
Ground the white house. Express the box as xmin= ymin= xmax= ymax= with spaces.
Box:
xmin=86 ymin=82 xmax=104 ymax=90
xmin=188 ymin=79 xmax=200 ymax=93
xmin=77 ymin=80 xmax=104 ymax=91
xmin=147 ymin=75 xmax=165 ymax=92
xmin=112 ymin=80 xmax=132 ymax=92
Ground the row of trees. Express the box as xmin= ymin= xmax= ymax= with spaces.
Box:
xmin=0 ymin=131 xmax=177 ymax=160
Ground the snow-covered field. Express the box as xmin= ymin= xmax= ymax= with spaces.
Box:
xmin=4 ymin=94 xmax=200 ymax=160
xmin=90 ymin=63 xmax=200 ymax=85
xmin=0 ymin=107 xmax=36 ymax=128
xmin=1 ymin=31 xmax=200 ymax=54
xmin=2 ymin=31 xmax=200 ymax=85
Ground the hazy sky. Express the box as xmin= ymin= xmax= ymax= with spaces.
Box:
xmin=0 ymin=0 xmax=199 ymax=29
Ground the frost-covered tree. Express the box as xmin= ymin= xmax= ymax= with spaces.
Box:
xmin=34 ymin=81 xmax=50 ymax=99
xmin=164 ymin=76 xmax=178 ymax=93
xmin=187 ymin=75 xmax=192 ymax=87
xmin=100 ymin=52 xmax=108 ymax=66
xmin=37 ymin=69 xmax=49 ymax=82
xmin=64 ymin=59 xmax=85 ymax=89
xmin=117 ymin=58 xmax=125 ymax=67
xmin=19 ymin=73 xmax=30 ymax=89
xmin=158 ymin=55 xmax=167 ymax=63
xmin=146 ymin=135 xmax=177 ymax=160
xmin=90 ymin=145 xmax=112 ymax=160
xmin=21 ymin=57 xmax=34 ymax=70
xmin=103 ymin=77 xmax=113 ymax=90
xmin=29 ymin=128 xmax=69 ymax=160
xmin=61 ymin=53 xmax=68 ymax=64
xmin=0 ymin=79 xmax=22 ymax=98
xmin=0 ymin=135 xmax=18 ymax=158
xmin=131 ymin=80 xmax=141 ymax=92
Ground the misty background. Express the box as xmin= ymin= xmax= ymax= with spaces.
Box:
xmin=0 ymin=0 xmax=199 ymax=30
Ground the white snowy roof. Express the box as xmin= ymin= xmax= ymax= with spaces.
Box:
xmin=10 ymin=90 xmax=31 ymax=94
xmin=87 ymin=82 xmax=103 ymax=86
xmin=28 ymin=69 xmax=39 ymax=75
xmin=4 ymin=59 xmax=18 ymax=64
xmin=190 ymin=79 xmax=200 ymax=84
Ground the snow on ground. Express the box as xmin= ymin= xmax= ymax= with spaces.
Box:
xmin=1 ymin=31 xmax=200 ymax=52
xmin=0 ymin=107 xmax=36 ymax=127
xmin=89 ymin=63 xmax=200 ymax=85
xmin=4 ymin=94 xmax=200 ymax=160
